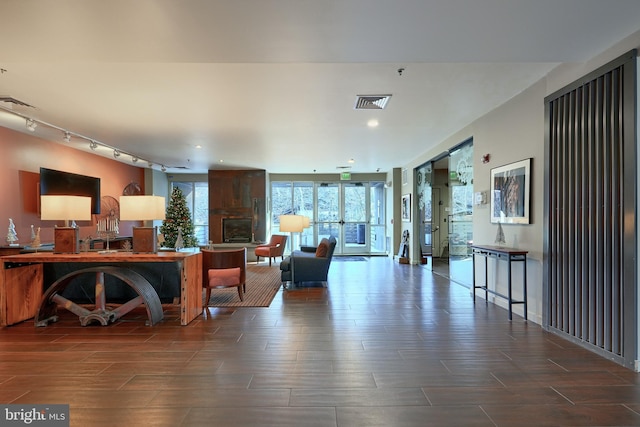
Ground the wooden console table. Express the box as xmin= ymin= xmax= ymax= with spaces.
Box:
xmin=0 ymin=251 xmax=202 ymax=327
xmin=471 ymin=244 xmax=528 ymax=320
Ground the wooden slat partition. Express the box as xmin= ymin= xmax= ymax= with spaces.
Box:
xmin=544 ymin=50 xmax=637 ymax=369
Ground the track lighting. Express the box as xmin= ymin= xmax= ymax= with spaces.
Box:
xmin=26 ymin=118 xmax=37 ymax=131
xmin=0 ymin=104 xmax=156 ymax=169
xmin=161 ymin=165 xmax=167 ymax=172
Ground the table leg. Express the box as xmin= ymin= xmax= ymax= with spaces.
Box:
xmin=507 ymin=257 xmax=513 ymax=320
xmin=523 ymin=257 xmax=528 ymax=320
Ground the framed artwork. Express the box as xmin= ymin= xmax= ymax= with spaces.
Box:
xmin=490 ymin=158 xmax=531 ymax=224
xmin=402 ymin=194 xmax=411 ymax=222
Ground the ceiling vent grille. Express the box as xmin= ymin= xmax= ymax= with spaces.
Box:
xmin=354 ymin=94 xmax=391 ymax=110
xmin=0 ymin=96 xmax=34 ymax=109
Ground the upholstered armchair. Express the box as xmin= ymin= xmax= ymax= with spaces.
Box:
xmin=279 ymin=236 xmax=337 ymax=286
xmin=202 ymin=248 xmax=247 ymax=303
xmin=254 ymin=234 xmax=287 ymax=266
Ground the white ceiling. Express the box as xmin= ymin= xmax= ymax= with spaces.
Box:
xmin=1 ymin=0 xmax=640 ymax=174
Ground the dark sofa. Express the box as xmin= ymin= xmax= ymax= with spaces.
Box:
xmin=279 ymin=236 xmax=337 ymax=285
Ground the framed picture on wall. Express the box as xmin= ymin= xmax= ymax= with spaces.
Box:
xmin=490 ymin=158 xmax=531 ymax=224
xmin=402 ymin=194 xmax=411 ymax=222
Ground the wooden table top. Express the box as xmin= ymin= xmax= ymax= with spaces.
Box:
xmin=471 ymin=244 xmax=528 ymax=255
xmin=1 ymin=249 xmax=201 ymax=263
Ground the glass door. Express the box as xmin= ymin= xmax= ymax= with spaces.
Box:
xmin=316 ymin=181 xmax=378 ymax=255
xmin=316 ymin=183 xmax=341 ymax=253
xmin=342 ymin=182 xmax=369 ymax=254
xmin=448 ymin=143 xmax=474 ymax=287
xmin=416 ymin=163 xmax=433 ymax=269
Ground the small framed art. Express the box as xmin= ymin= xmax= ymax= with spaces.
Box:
xmin=490 ymin=158 xmax=531 ymax=224
xmin=402 ymin=194 xmax=411 ymax=222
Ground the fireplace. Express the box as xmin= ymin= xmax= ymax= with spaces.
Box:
xmin=222 ymin=218 xmax=253 ymax=243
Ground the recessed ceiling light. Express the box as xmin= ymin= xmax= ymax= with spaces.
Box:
xmin=367 ymin=119 xmax=379 ymax=128
xmin=195 ymin=145 xmax=202 ymax=149
xmin=348 ymin=158 xmax=355 ymax=164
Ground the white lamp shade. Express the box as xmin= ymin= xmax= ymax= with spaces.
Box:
xmin=279 ymin=214 xmax=304 ymax=232
xmin=302 ymin=216 xmax=311 ymax=228
xmin=119 ymin=195 xmax=166 ymax=221
xmin=40 ymin=195 xmax=92 ymax=221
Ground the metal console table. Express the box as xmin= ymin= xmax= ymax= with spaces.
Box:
xmin=471 ymin=244 xmax=528 ymax=320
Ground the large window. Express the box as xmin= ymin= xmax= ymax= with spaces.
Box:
xmin=271 ymin=180 xmax=386 ymax=255
xmin=171 ymin=181 xmax=209 ymax=245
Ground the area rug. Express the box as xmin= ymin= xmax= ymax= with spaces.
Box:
xmin=333 ymin=256 xmax=367 ymax=262
xmin=204 ymin=264 xmax=281 ymax=307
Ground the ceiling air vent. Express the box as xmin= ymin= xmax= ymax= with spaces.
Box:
xmin=0 ymin=96 xmax=34 ymax=109
xmin=354 ymin=94 xmax=391 ymax=110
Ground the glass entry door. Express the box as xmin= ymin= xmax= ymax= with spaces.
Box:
xmin=316 ymin=182 xmax=374 ymax=255
xmin=316 ymin=183 xmax=341 ymax=252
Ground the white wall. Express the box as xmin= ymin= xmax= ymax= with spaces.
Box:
xmin=401 ymin=29 xmax=640 ymax=328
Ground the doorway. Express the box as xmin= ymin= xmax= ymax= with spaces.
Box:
xmin=416 ymin=140 xmax=474 ymax=286
xmin=271 ymin=180 xmax=386 ymax=256
xmin=316 ymin=181 xmax=385 ymax=255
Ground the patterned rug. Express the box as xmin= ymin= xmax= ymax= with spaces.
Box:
xmin=204 ymin=263 xmax=282 ymax=307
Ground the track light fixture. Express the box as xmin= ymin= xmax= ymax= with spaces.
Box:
xmin=0 ymin=104 xmax=162 ymax=171
xmin=161 ymin=165 xmax=167 ymax=172
xmin=25 ymin=118 xmax=37 ymax=131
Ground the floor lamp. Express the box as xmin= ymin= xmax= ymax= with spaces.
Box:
xmin=120 ymin=195 xmax=166 ymax=253
xmin=40 ymin=195 xmax=92 ymax=253
xmin=279 ymin=214 xmax=304 ymax=253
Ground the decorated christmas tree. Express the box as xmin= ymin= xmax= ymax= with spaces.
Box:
xmin=160 ymin=187 xmax=198 ymax=249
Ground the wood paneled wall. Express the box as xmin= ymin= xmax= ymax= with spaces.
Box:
xmin=208 ymin=170 xmax=266 ymax=243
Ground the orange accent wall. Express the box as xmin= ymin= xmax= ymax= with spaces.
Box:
xmin=0 ymin=126 xmax=145 ymax=244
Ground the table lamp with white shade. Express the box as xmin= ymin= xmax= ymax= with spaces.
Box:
xmin=40 ymin=195 xmax=92 ymax=253
xmin=120 ymin=195 xmax=166 ymax=253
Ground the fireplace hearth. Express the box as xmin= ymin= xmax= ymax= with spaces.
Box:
xmin=222 ymin=218 xmax=253 ymax=243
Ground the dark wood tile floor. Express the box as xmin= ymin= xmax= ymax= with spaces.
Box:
xmin=1 ymin=257 xmax=639 ymax=426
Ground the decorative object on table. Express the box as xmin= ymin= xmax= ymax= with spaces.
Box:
xmin=31 ymin=226 xmax=41 ymax=248
xmin=121 ymin=239 xmax=133 ymax=252
xmin=160 ymin=187 xmax=197 ymax=249
xmin=30 ymin=225 xmax=36 ymax=245
xmin=96 ymin=217 xmax=119 ymax=253
xmin=80 ymin=236 xmax=92 ymax=253
xmin=490 ymin=158 xmax=531 ymax=224
xmin=6 ymin=218 xmax=18 ymax=246
xmin=94 ymin=196 xmax=120 ymax=225
xmin=494 ymin=221 xmax=506 ymax=246
xmin=174 ymin=226 xmax=184 ymax=251
xmin=40 ymin=195 xmax=92 ymax=253
xmin=120 ymin=195 xmax=166 ymax=253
